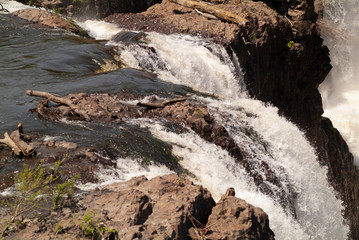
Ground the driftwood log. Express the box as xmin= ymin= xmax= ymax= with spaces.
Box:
xmin=168 ymin=0 xmax=248 ymax=25
xmin=26 ymin=90 xmax=90 ymax=120
xmin=0 ymin=123 xmax=35 ymax=156
xmin=137 ymin=97 xmax=187 ymax=108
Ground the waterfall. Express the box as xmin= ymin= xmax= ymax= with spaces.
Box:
xmin=78 ymin=21 xmax=349 ymax=239
xmin=319 ymin=0 xmax=359 ymax=165
xmin=0 ymin=4 xmax=350 ymax=238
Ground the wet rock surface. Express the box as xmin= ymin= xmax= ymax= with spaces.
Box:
xmin=6 ymin=174 xmax=275 ymax=240
xmin=12 ymin=8 xmax=87 ymax=36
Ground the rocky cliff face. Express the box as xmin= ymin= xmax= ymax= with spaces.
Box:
xmin=6 ymin=174 xmax=275 ymax=239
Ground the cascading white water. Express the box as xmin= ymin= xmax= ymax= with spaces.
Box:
xmin=319 ymin=0 xmax=359 ymax=165
xmin=110 ymin=32 xmax=245 ymax=100
xmin=75 ymin=22 xmax=349 ymax=239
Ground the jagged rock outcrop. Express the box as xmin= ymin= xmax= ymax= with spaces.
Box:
xmin=6 ymin=174 xmax=275 ymax=240
xmin=191 ymin=188 xmax=275 ymax=240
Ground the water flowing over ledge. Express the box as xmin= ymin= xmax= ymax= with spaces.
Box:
xmin=0 ymin=0 xmax=354 ymax=239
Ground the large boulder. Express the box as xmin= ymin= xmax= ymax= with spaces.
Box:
xmin=194 ymin=188 xmax=275 ymax=240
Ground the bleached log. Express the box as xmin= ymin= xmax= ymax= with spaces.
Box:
xmin=138 ymin=97 xmax=187 ymax=108
xmin=168 ymin=0 xmax=248 ymax=25
xmin=0 ymin=132 xmax=22 ymax=156
xmin=10 ymin=123 xmax=35 ymax=156
xmin=26 ymin=90 xmax=90 ymax=120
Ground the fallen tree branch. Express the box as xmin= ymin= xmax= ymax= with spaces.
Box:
xmin=10 ymin=123 xmax=35 ymax=156
xmin=0 ymin=123 xmax=36 ymax=156
xmin=0 ymin=132 xmax=22 ymax=156
xmin=168 ymin=0 xmax=248 ymax=25
xmin=137 ymin=97 xmax=187 ymax=108
xmin=26 ymin=90 xmax=90 ymax=120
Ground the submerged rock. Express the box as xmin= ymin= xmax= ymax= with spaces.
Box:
xmin=6 ymin=174 xmax=275 ymax=240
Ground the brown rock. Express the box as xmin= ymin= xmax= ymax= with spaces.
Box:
xmin=7 ymin=175 xmax=276 ymax=240
xmin=12 ymin=8 xmax=86 ymax=36
xmin=79 ymin=174 xmax=216 ymax=239
xmin=201 ymin=188 xmax=275 ymax=240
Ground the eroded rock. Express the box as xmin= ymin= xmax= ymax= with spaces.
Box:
xmin=201 ymin=188 xmax=275 ymax=240
xmin=6 ymin=175 xmax=275 ymax=240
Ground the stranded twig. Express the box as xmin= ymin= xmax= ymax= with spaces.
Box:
xmin=137 ymin=97 xmax=187 ymax=108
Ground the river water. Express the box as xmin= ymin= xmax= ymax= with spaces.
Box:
xmin=0 ymin=1 xmax=350 ymax=239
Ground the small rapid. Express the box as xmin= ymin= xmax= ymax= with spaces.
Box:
xmin=319 ymin=0 xmax=359 ymax=165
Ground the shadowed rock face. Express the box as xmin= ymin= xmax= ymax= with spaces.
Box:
xmin=6 ymin=174 xmax=275 ymax=240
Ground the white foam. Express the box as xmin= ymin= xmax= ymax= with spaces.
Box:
xmin=78 ymin=20 xmax=122 ymax=40
xmin=77 ymin=157 xmax=173 ymax=191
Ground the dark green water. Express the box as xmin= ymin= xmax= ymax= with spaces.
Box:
xmin=0 ymin=14 xmax=189 ymax=136
xmin=0 ymin=13 xmax=189 ymax=180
